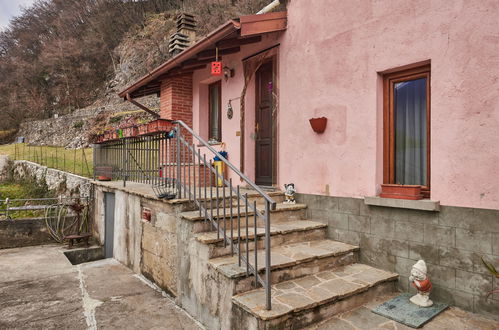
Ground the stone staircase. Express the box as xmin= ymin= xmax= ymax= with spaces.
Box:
xmin=178 ymin=190 xmax=398 ymax=329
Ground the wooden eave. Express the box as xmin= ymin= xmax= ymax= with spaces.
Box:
xmin=119 ymin=11 xmax=287 ymax=99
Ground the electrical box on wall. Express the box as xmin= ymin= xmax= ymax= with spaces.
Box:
xmin=142 ymin=207 xmax=152 ymax=222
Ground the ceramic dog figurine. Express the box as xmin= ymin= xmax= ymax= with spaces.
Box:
xmin=283 ymin=183 xmax=296 ymax=204
xmin=409 ymin=259 xmax=433 ymax=307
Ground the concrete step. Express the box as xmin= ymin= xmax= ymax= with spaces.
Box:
xmin=180 ymin=203 xmax=307 ymax=224
xmin=232 ymin=263 xmax=398 ymax=329
xmin=208 ymin=239 xmax=359 ymax=293
xmin=195 ymin=220 xmax=327 ymax=258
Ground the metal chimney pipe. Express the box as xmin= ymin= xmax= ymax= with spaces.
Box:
xmin=256 ymin=0 xmax=280 ymax=14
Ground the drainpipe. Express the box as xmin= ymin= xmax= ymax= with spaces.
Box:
xmin=256 ymin=0 xmax=280 ymax=14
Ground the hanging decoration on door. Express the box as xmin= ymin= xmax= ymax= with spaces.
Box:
xmin=211 ymin=47 xmax=222 ymax=76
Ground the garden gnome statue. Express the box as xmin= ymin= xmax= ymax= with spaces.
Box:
xmin=283 ymin=183 xmax=296 ymax=204
xmin=409 ymin=259 xmax=433 ymax=307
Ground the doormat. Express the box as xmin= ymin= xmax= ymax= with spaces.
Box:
xmin=371 ymin=293 xmax=448 ymax=328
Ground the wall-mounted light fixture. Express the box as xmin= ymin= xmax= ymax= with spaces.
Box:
xmin=223 ymin=66 xmax=235 ymax=81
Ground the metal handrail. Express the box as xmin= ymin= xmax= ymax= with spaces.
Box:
xmin=173 ymin=120 xmax=275 ymax=310
xmin=173 ymin=120 xmax=277 ymax=210
xmin=93 ymin=121 xmax=277 ymax=310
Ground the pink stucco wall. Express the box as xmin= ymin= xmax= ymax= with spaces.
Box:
xmin=192 ymin=33 xmax=282 ymax=186
xmin=190 ymin=0 xmax=499 ymax=209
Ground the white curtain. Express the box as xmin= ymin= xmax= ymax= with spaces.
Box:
xmin=394 ymin=78 xmax=427 ymax=186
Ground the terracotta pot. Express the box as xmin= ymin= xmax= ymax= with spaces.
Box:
xmin=147 ymin=119 xmax=172 ymax=134
xmin=138 ymin=124 xmax=148 ymax=135
xmin=380 ymin=184 xmax=423 ymax=200
xmin=309 ymin=117 xmax=327 ymax=133
xmin=123 ymin=126 xmax=138 ymax=138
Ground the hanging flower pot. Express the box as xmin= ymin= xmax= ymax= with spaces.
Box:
xmin=309 ymin=117 xmax=327 ymax=133
xmin=380 ymin=184 xmax=423 ymax=200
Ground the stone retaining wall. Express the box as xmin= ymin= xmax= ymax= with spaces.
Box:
xmin=0 ymin=218 xmax=53 ymax=249
xmin=12 ymin=160 xmax=91 ymax=197
xmin=296 ymin=193 xmax=499 ymax=320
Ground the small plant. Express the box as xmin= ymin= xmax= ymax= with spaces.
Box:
xmin=73 ymin=121 xmax=84 ymax=129
xmin=108 ymin=115 xmax=123 ymax=124
xmin=482 ymin=257 xmax=499 ymax=300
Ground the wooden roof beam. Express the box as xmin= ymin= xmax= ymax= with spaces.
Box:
xmin=215 ymin=35 xmax=262 ymax=49
xmin=196 ymin=46 xmax=240 ymax=60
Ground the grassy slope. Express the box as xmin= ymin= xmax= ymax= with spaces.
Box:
xmin=0 ymin=143 xmax=93 ymax=177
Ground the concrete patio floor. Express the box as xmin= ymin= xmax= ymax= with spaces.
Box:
xmin=0 ymin=245 xmax=203 ymax=329
xmin=1 ymin=245 xmax=497 ymax=330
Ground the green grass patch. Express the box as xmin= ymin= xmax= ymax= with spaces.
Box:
xmin=0 ymin=143 xmax=93 ymax=178
xmin=0 ymin=179 xmax=55 ymax=219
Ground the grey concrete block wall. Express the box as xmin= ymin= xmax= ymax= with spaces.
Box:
xmin=296 ymin=193 xmax=499 ymax=320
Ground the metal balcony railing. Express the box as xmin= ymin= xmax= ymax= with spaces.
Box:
xmin=93 ymin=120 xmax=277 ymax=310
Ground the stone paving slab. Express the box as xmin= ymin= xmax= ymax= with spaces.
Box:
xmin=195 ymin=220 xmax=327 ymax=244
xmin=232 ymin=263 xmax=398 ymax=321
xmin=307 ymin=293 xmax=499 ymax=330
xmin=181 ymin=203 xmax=307 ymax=221
xmin=210 ymin=239 xmax=359 ymax=278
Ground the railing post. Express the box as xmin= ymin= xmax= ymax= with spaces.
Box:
xmin=265 ymin=200 xmax=272 ymax=310
xmin=176 ymin=125 xmax=182 ymax=198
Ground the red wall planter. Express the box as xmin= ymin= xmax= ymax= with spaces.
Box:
xmin=147 ymin=119 xmax=172 ymax=134
xmin=309 ymin=117 xmax=327 ymax=133
xmin=380 ymin=184 xmax=423 ymax=200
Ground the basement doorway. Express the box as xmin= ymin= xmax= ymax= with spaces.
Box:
xmin=104 ymin=192 xmax=115 ymax=258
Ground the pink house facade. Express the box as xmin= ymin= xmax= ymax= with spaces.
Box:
xmin=120 ymin=1 xmax=499 ymax=319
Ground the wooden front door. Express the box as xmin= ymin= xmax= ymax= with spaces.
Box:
xmin=255 ymin=60 xmax=275 ymax=186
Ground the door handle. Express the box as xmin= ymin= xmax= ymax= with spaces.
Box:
xmin=255 ymin=123 xmax=259 ymax=133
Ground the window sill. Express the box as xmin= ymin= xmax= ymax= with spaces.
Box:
xmin=364 ymin=196 xmax=440 ymax=212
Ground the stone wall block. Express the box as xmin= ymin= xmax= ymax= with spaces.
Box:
xmin=394 ymin=256 xmax=417 ymax=277
xmin=455 ymin=229 xmax=492 ymax=254
xmin=337 ymin=197 xmax=361 ymax=215
xmin=455 ymin=269 xmax=493 ymax=295
xmin=331 ymin=228 xmax=361 ymax=246
xmin=428 ymin=264 xmax=456 ymax=289
xmin=359 ymin=250 xmax=395 ymax=272
xmin=406 ymin=209 xmax=439 ymax=225
xmin=309 ymin=208 xmax=331 ymax=221
xmin=394 ymin=221 xmax=423 ymax=242
xmin=439 ymin=246 xmax=476 ymax=272
xmin=348 ymin=214 xmax=370 ymax=233
xmin=321 ymin=196 xmax=339 ymax=212
xmin=438 ymin=206 xmax=474 ymax=229
xmin=492 ymin=233 xmax=499 ymax=256
xmin=408 ymin=242 xmax=439 ymax=264
xmin=474 ymin=296 xmax=499 ymax=321
xmin=328 ymin=213 xmax=349 ymax=230
xmin=369 ymin=207 xmax=409 ymax=222
xmin=431 ymin=286 xmax=474 ymax=311
xmin=472 ymin=253 xmax=498 ymax=276
xmin=473 ymin=208 xmax=499 ymax=232
xmin=360 ymin=235 xmax=409 ymax=258
xmin=423 ymin=224 xmax=455 ymax=247
xmin=155 ymin=211 xmax=177 ymax=233
xmin=370 ymin=215 xmax=395 ymax=238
